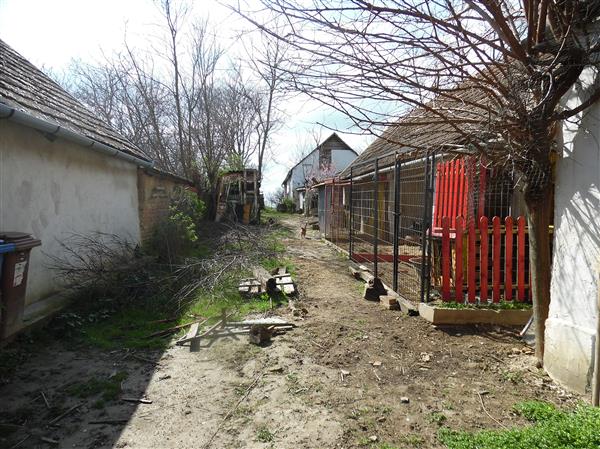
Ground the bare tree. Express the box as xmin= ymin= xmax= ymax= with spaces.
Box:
xmin=234 ymin=0 xmax=600 ymax=364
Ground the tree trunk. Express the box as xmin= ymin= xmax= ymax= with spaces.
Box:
xmin=525 ymin=185 xmax=553 ymax=365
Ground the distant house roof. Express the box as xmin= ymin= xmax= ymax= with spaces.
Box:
xmin=0 ymin=38 xmax=150 ymax=163
xmin=339 ymin=82 xmax=490 ymax=178
xmin=282 ymin=132 xmax=358 ymax=186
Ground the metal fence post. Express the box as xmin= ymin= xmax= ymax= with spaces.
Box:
xmin=420 ymin=151 xmax=435 ymax=302
xmin=349 ymin=168 xmax=353 ymax=258
xmin=426 ymin=152 xmax=436 ymax=302
xmin=374 ymin=158 xmax=379 ymax=279
xmin=392 ymin=154 xmax=400 ymax=292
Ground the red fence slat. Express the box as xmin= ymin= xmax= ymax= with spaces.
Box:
xmin=478 ymin=165 xmax=487 ymax=221
xmin=468 ymin=220 xmax=477 ymax=303
xmin=441 ymin=217 xmax=451 ymax=301
xmin=434 ymin=166 xmax=442 ymax=228
xmin=451 ymin=161 xmax=458 ymax=228
xmin=442 ymin=162 xmax=450 ymax=221
xmin=455 ymin=217 xmax=464 ymax=302
xmin=504 ymin=216 xmax=514 ymax=301
xmin=517 ymin=216 xmax=526 ymax=301
xmin=458 ymin=160 xmax=465 ymax=221
xmin=479 ymin=216 xmax=489 ymax=302
xmin=492 ymin=216 xmax=501 ymax=303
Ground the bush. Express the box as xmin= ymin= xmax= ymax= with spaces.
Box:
xmin=276 ymin=197 xmax=296 ymax=213
xmin=147 ymin=189 xmax=206 ymax=262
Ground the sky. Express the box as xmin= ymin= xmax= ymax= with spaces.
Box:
xmin=0 ymin=0 xmax=374 ymax=196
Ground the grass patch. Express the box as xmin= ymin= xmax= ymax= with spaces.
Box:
xmin=501 ymin=370 xmax=524 ymax=384
xmin=436 ymin=300 xmax=532 ymax=310
xmin=256 ymin=425 xmax=275 ymax=443
xmin=67 ymin=371 xmax=128 ymax=401
xmin=428 ymin=411 xmax=447 ymax=426
xmin=438 ymin=401 xmax=600 ymax=449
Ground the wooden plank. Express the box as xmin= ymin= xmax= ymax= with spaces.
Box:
xmin=478 ymin=164 xmax=487 ymax=221
xmin=504 ymin=216 xmax=514 ymax=301
xmin=452 ymin=160 xmax=460 ymax=228
xmin=517 ymin=216 xmax=526 ymax=301
xmin=455 ymin=217 xmax=464 ymax=302
xmin=479 ymin=216 xmax=489 ymax=302
xmin=457 ymin=159 xmax=465 ymax=223
xmin=434 ymin=165 xmax=442 ymax=228
xmin=463 ymin=159 xmax=471 ymax=222
xmin=253 ymin=266 xmax=277 ymax=293
xmin=442 ymin=161 xmax=450 ymax=220
xmin=468 ymin=219 xmax=477 ymax=303
xmin=441 ymin=217 xmax=451 ymax=301
xmin=177 ymin=322 xmax=199 ymax=345
xmin=492 ymin=216 xmax=501 ymax=303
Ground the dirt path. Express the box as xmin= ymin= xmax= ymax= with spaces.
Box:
xmin=0 ymin=215 xmax=580 ymax=449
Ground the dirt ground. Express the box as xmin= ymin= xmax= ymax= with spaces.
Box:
xmin=0 ymin=215 xmax=581 ymax=449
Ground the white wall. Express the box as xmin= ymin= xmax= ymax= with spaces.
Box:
xmin=545 ymin=67 xmax=600 ymax=393
xmin=0 ymin=121 xmax=141 ymax=308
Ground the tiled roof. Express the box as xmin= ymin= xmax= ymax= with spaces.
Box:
xmin=340 ymin=82 xmax=492 ymax=177
xmin=0 ymin=38 xmax=150 ymax=161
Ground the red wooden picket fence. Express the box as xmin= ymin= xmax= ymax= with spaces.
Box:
xmin=440 ymin=215 xmax=530 ymax=302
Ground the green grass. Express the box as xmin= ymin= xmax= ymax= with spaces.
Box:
xmin=437 ymin=300 xmax=532 ymax=310
xmin=438 ymin=401 xmax=600 ymax=449
xmin=256 ymin=425 xmax=275 ymax=442
xmin=67 ymin=371 xmax=128 ymax=401
xmin=82 ymin=303 xmax=177 ymax=349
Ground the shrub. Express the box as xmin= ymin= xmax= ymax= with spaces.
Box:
xmin=147 ymin=189 xmax=206 ymax=262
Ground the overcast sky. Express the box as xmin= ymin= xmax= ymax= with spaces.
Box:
xmin=0 ymin=0 xmax=373 ymax=196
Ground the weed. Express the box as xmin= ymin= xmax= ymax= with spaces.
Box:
xmin=438 ymin=401 xmax=600 ymax=449
xmin=286 ymin=372 xmax=299 ymax=384
xmin=256 ymin=425 xmax=274 ymax=443
xmin=501 ymin=370 xmax=523 ymax=384
xmin=397 ymin=434 xmax=425 ymax=447
xmin=428 ymin=411 xmax=447 ymax=425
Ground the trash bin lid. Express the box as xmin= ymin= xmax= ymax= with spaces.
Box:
xmin=0 ymin=243 xmax=16 ymax=254
xmin=0 ymin=232 xmax=41 ymax=250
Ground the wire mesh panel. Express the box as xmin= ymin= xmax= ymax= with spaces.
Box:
xmin=395 ymin=157 xmax=434 ymax=302
xmin=350 ymin=176 xmax=377 ymax=273
xmin=346 ymin=154 xmax=435 ymax=303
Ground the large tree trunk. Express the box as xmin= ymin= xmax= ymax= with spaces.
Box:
xmin=525 ymin=185 xmax=553 ymax=365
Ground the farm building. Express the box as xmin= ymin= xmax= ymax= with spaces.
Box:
xmin=282 ymin=133 xmax=358 ymax=214
xmin=0 ymin=39 xmax=191 ymax=339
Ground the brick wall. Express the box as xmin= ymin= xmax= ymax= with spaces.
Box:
xmin=137 ymin=168 xmax=193 ymax=242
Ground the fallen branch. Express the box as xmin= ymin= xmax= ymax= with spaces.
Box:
xmin=89 ymin=419 xmax=129 ymax=425
xmin=48 ymin=402 xmax=84 ymax=426
xmin=477 ymin=391 xmax=508 ymax=429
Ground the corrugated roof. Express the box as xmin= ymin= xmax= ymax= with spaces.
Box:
xmin=340 ymin=82 xmax=493 ymax=178
xmin=0 ymin=38 xmax=150 ymax=161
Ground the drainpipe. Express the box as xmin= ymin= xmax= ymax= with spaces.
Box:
xmin=0 ymin=103 xmax=153 ymax=168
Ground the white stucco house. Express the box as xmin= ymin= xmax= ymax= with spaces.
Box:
xmin=282 ymin=133 xmax=357 ymax=212
xmin=0 ymin=39 xmax=153 ymax=338
xmin=544 ymin=66 xmax=600 ymax=394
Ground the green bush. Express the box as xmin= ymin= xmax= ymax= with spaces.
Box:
xmin=147 ymin=189 xmax=206 ymax=261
